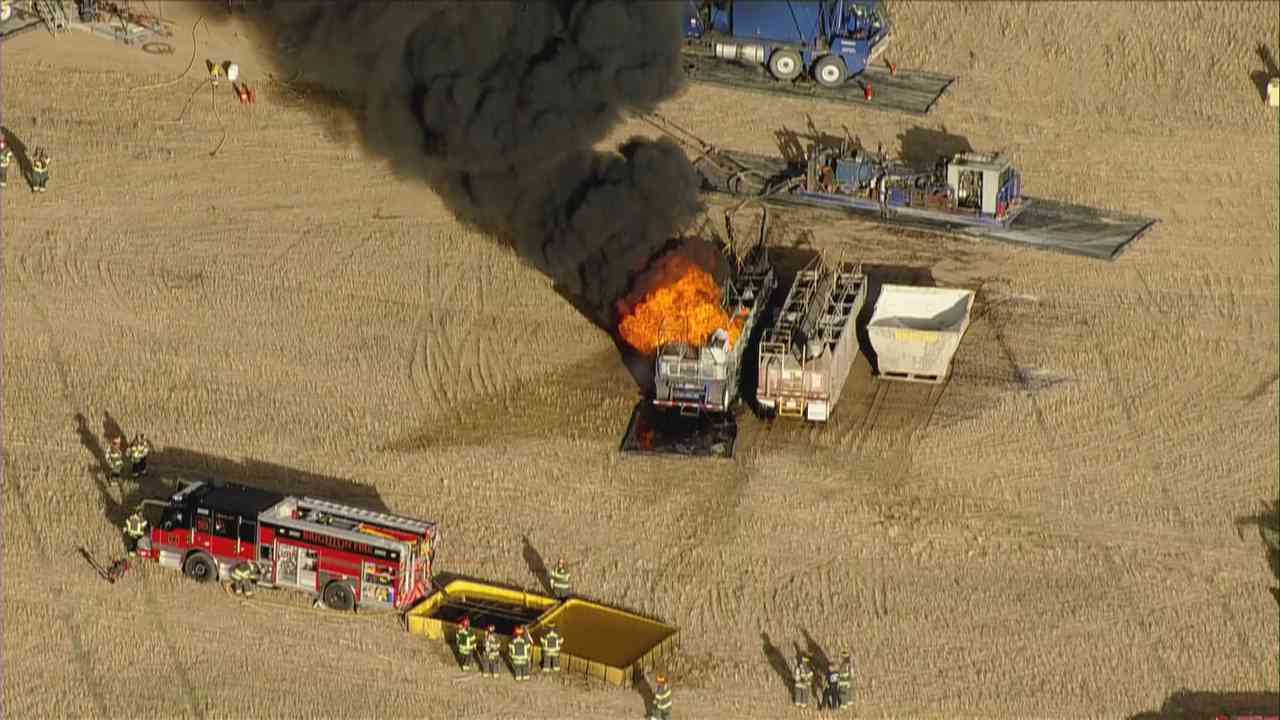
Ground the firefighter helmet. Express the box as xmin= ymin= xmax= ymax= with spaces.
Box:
xmin=656 ymin=674 xmax=667 ymax=684
xmin=459 ymin=616 xmax=470 ymax=628
xmin=487 ymin=625 xmax=496 ymax=633
xmin=111 ymin=435 xmax=123 ymax=447
xmin=514 ymin=626 xmax=525 ymax=636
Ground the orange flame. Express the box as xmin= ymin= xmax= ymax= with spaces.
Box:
xmin=617 ymin=254 xmax=747 ymax=356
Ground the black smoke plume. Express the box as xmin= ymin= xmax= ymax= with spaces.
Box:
xmin=238 ymin=0 xmax=705 ymax=325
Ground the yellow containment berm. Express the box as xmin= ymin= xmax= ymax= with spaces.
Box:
xmin=405 ymin=579 xmax=678 ymax=687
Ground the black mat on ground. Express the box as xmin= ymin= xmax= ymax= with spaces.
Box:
xmin=620 ymin=402 xmax=738 ymax=459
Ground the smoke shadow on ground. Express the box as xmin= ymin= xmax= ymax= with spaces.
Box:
xmin=75 ymin=412 xmax=390 ymax=555
xmin=1252 ymin=44 xmax=1278 ymax=104
xmin=381 ymin=346 xmax=640 ymax=454
xmin=896 ymin=126 xmax=973 ymax=172
xmin=1126 ymin=690 xmax=1280 ymax=720
xmin=853 ymin=264 xmax=937 ymax=376
xmin=760 ymin=632 xmax=793 ymax=700
xmin=1235 ymin=500 xmax=1280 ymax=606
xmin=1 ymin=125 xmax=35 ymax=185
xmin=521 ymin=535 xmax=552 ymax=596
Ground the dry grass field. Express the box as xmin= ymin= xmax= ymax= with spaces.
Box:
xmin=3 ymin=1 xmax=1278 ymax=718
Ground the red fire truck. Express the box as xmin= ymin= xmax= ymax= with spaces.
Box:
xmin=136 ymin=480 xmax=438 ymax=611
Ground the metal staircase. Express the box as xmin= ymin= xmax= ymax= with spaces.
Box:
xmin=33 ymin=0 xmax=68 ymax=33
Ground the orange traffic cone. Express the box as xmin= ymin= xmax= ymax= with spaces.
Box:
xmin=886 ymin=58 xmax=897 ymax=75
xmin=236 ymin=84 xmax=249 ymax=103
xmin=864 ymin=82 xmax=873 ymax=101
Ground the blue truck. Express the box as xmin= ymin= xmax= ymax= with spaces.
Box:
xmin=683 ymin=0 xmax=892 ymax=87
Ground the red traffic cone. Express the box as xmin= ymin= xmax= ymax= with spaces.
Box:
xmin=864 ymin=82 xmax=873 ymax=101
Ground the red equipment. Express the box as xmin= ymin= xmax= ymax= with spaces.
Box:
xmin=136 ymin=480 xmax=438 ymax=611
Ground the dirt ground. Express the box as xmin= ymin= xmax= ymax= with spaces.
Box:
xmin=3 ymin=2 xmax=1278 ymax=718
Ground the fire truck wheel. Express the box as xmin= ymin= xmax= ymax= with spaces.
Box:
xmin=322 ymin=580 xmax=355 ymax=612
xmin=183 ymin=553 xmax=216 ymax=583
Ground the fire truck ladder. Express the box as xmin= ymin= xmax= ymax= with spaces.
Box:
xmin=33 ymin=0 xmax=68 ymax=33
xmin=298 ymin=497 xmax=435 ymax=537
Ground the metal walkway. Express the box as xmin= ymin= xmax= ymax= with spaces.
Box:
xmin=680 ymin=50 xmax=958 ymax=116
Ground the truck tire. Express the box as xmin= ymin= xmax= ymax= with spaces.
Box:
xmin=813 ymin=55 xmax=848 ymax=87
xmin=768 ymin=49 xmax=802 ymax=81
xmin=183 ymin=552 xmax=216 ymax=583
xmin=322 ymin=580 xmax=356 ymax=612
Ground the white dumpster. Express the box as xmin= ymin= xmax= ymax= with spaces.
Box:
xmin=867 ymin=285 xmax=975 ymax=383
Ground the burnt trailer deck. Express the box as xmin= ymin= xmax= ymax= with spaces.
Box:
xmin=620 ymin=401 xmax=739 ymax=459
xmin=694 ymin=150 xmax=1157 ymax=261
xmin=680 ymin=49 xmax=957 ymax=116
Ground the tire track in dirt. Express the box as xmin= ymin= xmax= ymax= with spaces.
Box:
xmin=983 ymin=294 xmax=1183 ymax=691
xmin=11 ymin=280 xmax=206 ymax=720
xmin=1106 ymin=265 xmax=1271 ymax=689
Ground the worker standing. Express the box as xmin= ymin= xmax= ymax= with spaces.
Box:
xmin=229 ymin=560 xmax=260 ymax=597
xmin=650 ymin=674 xmax=673 ymax=720
xmin=836 ymin=652 xmax=854 ymax=710
xmin=454 ymin=616 xmax=478 ymax=672
xmin=105 ymin=436 xmax=126 ymax=479
xmin=0 ymin=136 xmax=12 ymax=189
xmin=127 ymin=434 xmax=153 ymax=477
xmin=30 ymin=147 xmax=49 ymax=194
xmin=824 ymin=665 xmax=842 ymax=710
xmin=549 ymin=558 xmax=572 ymax=599
xmin=540 ymin=624 xmax=563 ymax=673
xmin=792 ymin=653 xmax=813 ymax=708
xmin=123 ymin=512 xmax=149 ymax=556
xmin=482 ymin=625 xmax=502 ymax=678
xmin=508 ymin=625 xmax=532 ymax=681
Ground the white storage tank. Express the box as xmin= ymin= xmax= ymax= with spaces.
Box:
xmin=867 ymin=284 xmax=975 ymax=383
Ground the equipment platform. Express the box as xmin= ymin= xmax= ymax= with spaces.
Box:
xmin=680 ymin=50 xmax=957 ymax=116
xmin=693 ymin=150 xmax=1157 ymax=261
xmin=619 ymin=401 xmax=738 ymax=459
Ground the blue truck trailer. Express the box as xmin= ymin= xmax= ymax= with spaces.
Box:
xmin=684 ymin=0 xmax=892 ymax=87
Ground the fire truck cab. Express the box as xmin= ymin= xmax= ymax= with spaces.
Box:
xmin=140 ymin=480 xmax=438 ymax=612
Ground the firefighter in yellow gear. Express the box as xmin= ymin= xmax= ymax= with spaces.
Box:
xmin=508 ymin=625 xmax=532 ymax=681
xmin=30 ymin=148 xmax=49 ymax=193
xmin=454 ymin=616 xmax=477 ymax=672
xmin=836 ymin=651 xmax=854 ymax=709
xmin=229 ymin=561 xmax=260 ymax=596
xmin=549 ymin=558 xmax=572 ymax=599
xmin=105 ymin=436 xmax=126 ymax=478
xmin=123 ymin=512 xmax=149 ymax=556
xmin=651 ymin=674 xmax=673 ymax=720
xmin=482 ymin=625 xmax=502 ymax=678
xmin=793 ymin=653 xmax=814 ymax=707
xmin=127 ymin=434 xmax=153 ymax=477
xmin=0 ymin=136 xmax=12 ymax=189
xmin=540 ymin=624 xmax=563 ymax=672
